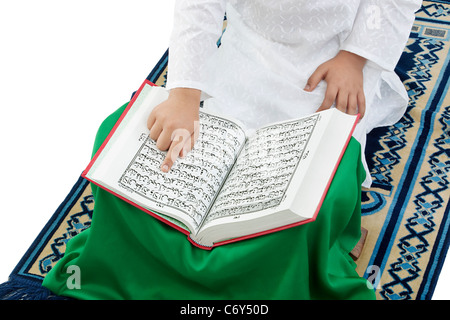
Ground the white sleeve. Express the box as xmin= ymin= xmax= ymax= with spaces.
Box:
xmin=340 ymin=0 xmax=422 ymax=71
xmin=165 ymin=0 xmax=227 ymax=92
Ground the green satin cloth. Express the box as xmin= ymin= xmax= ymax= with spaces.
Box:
xmin=42 ymin=102 xmax=375 ymax=300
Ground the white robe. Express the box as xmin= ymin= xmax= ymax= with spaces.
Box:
xmin=165 ymin=0 xmax=422 ymax=187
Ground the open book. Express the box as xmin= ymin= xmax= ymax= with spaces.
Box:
xmin=82 ymin=80 xmax=359 ymax=249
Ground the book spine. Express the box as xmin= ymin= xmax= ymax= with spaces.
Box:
xmin=187 ymin=236 xmax=214 ymax=250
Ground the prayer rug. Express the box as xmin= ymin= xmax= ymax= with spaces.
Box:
xmin=0 ymin=0 xmax=449 ymax=300
xmin=357 ymin=0 xmax=450 ymax=300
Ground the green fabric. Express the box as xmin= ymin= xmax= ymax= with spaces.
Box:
xmin=42 ymin=102 xmax=376 ymax=300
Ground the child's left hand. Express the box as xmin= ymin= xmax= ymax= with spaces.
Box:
xmin=304 ymin=50 xmax=367 ymax=118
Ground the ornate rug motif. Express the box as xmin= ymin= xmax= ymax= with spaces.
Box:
xmin=357 ymin=0 xmax=450 ymax=300
xmin=1 ymin=1 xmax=449 ymax=300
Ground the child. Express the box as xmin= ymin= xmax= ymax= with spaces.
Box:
xmin=150 ymin=0 xmax=422 ymax=188
xmin=42 ymin=0 xmax=421 ymax=300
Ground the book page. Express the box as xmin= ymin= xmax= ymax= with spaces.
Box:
xmin=117 ymin=111 xmax=246 ymax=233
xmin=204 ymin=114 xmax=319 ymax=224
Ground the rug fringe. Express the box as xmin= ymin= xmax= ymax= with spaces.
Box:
xmin=0 ymin=280 xmax=71 ymax=300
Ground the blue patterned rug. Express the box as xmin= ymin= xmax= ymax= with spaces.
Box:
xmin=1 ymin=0 xmax=449 ymax=300
xmin=357 ymin=0 xmax=450 ymax=300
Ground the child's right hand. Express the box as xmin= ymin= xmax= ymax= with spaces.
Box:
xmin=147 ymin=88 xmax=201 ymax=172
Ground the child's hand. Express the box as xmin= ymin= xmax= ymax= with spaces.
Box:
xmin=304 ymin=50 xmax=367 ymax=118
xmin=147 ymin=88 xmax=201 ymax=172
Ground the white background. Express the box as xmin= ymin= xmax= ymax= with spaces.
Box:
xmin=0 ymin=0 xmax=448 ymax=300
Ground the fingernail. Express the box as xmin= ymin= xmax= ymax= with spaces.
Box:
xmin=162 ymin=164 xmax=169 ymax=172
xmin=304 ymin=84 xmax=311 ymax=91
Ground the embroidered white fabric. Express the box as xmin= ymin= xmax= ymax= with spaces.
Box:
xmin=165 ymin=0 xmax=422 ymax=187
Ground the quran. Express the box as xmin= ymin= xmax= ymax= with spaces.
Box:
xmin=83 ymin=80 xmax=359 ymax=249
